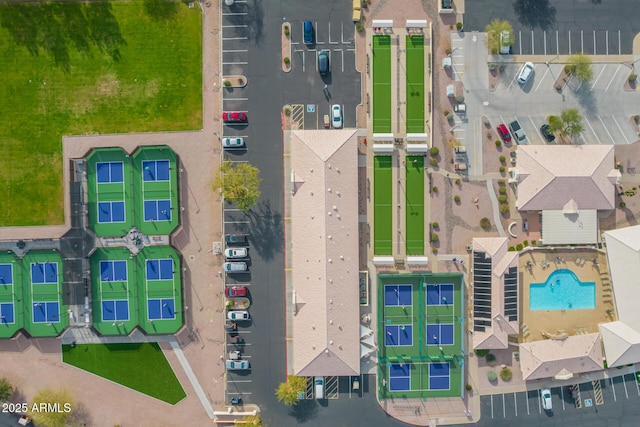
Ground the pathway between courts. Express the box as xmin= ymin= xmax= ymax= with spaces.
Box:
xmin=170 ymin=339 xmax=215 ymax=419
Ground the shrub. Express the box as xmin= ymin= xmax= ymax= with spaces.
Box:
xmin=474 ymin=349 xmax=490 ymax=357
xmin=455 ymin=95 xmax=465 ymax=103
xmin=454 ymin=195 xmax=461 ymax=203
xmin=223 ymin=79 xmax=231 ymax=87
xmin=432 ymin=186 xmax=439 ymax=193
xmin=446 ymin=112 xmax=454 ymax=120
xmin=499 ymin=155 xmax=506 ymax=163
xmin=456 ymin=22 xmax=463 ymax=30
xmin=237 ymin=78 xmax=245 ymax=85
xmin=480 ymin=218 xmax=491 ymax=230
xmin=489 ymin=63 xmax=496 ymax=71
xmin=564 ymin=64 xmax=576 ymax=75
xmin=498 ymin=179 xmax=505 ymax=186
xmin=284 ymin=107 xmax=291 ymax=116
xmin=485 ymin=353 xmax=496 ymax=366
xmin=629 ymin=74 xmax=637 ymax=83
xmin=432 ymin=222 xmax=439 ymax=229
xmin=620 ymin=201 xmax=627 ymax=208
xmin=356 ymin=21 xmax=365 ymax=32
xmin=495 ymin=140 xmax=501 ymax=147
xmin=284 ymin=25 xmax=290 ymax=36
xmin=635 ymin=115 xmax=640 ymax=123
xmin=500 ymin=367 xmax=513 ymax=381
xmin=431 ymin=233 xmax=439 ymax=242
xmin=499 ymin=187 xmax=507 ymax=195
xmin=516 ymin=243 xmax=523 ymax=251
xmin=531 ymin=240 xmax=537 ymax=246
xmin=430 ymin=158 xmax=438 ymax=167
xmin=455 ymin=178 xmax=461 ymax=185
xmin=487 ymin=370 xmax=497 ymax=382
xmin=465 ymin=384 xmax=473 ymax=391
xmin=432 ymin=247 xmax=438 ymax=254
xmin=443 ymin=109 xmax=451 ymax=116
xmin=430 ymin=147 xmax=440 ymax=157
xmin=500 ymin=204 xmax=510 ymax=214
xmin=498 ymin=195 xmax=507 ymax=203
xmin=523 ymin=240 xmax=529 ymax=246
xmin=499 ymin=166 xmax=506 ymax=173
xmin=487 ymin=132 xmax=492 ymax=139
xmin=508 ymin=246 xmax=515 ymax=251
xmin=284 ymin=57 xmax=290 ymax=64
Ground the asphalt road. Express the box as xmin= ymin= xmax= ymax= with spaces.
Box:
xmin=463 ymin=0 xmax=640 ymax=55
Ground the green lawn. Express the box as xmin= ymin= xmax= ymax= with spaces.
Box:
xmin=373 ymin=35 xmax=391 ymax=133
xmin=0 ymin=1 xmax=202 ymax=226
xmin=374 ymin=156 xmax=393 ymax=255
xmin=62 ymin=343 xmax=186 ymax=404
xmin=406 ymin=156 xmax=424 ymax=255
xmin=405 ymin=36 xmax=424 ymax=133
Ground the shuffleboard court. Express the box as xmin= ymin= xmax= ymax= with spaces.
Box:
xmin=374 ymin=156 xmax=393 ymax=255
xmin=406 ymin=156 xmax=424 ymax=255
xmin=405 ymin=35 xmax=425 ymax=133
xmin=373 ymin=35 xmax=392 ymax=133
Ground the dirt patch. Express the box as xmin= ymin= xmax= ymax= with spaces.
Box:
xmin=487 ymin=64 xmax=504 ymax=91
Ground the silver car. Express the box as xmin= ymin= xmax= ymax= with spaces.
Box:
xmin=227 ymin=310 xmax=250 ymax=320
xmin=224 ymin=248 xmax=248 ymax=259
xmin=517 ymin=62 xmax=534 ymax=85
xmin=541 ymin=388 xmax=552 ymax=411
xmin=225 ymin=360 xmax=250 ymax=370
xmin=223 ymin=262 xmax=247 ymax=272
xmin=222 ymin=137 xmax=245 ymax=149
xmin=331 ymin=104 xmax=343 ymax=128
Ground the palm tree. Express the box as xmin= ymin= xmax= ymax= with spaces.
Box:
xmin=548 ymin=109 xmax=584 ymax=140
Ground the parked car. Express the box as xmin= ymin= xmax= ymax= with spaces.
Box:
xmin=222 ymin=111 xmax=247 ymax=123
xmin=517 ymin=62 xmax=535 ymax=85
xmin=331 ymin=104 xmax=343 ymax=128
xmin=509 ymin=120 xmax=527 ymax=144
xmin=224 ymin=247 xmax=248 ymax=259
xmin=303 ymin=20 xmax=314 ymax=45
xmin=225 ymin=360 xmax=250 ymax=370
xmin=496 ymin=124 xmax=512 ymax=144
xmin=225 ymin=286 xmax=248 ymax=297
xmin=225 ymin=234 xmax=247 ymax=244
xmin=499 ymin=30 xmax=511 ymax=54
xmin=222 ymin=137 xmax=245 ymax=149
xmin=453 ymin=103 xmax=466 ymax=115
xmin=318 ymin=50 xmax=330 ymax=76
xmin=223 ymin=262 xmax=247 ymax=272
xmin=314 ymin=376 xmax=325 ymax=399
xmin=540 ymin=124 xmax=556 ymax=142
xmin=541 ymin=388 xmax=552 ymax=411
xmin=227 ymin=310 xmax=250 ymax=320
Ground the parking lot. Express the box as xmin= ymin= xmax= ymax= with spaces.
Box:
xmin=480 ymin=372 xmax=640 ymax=424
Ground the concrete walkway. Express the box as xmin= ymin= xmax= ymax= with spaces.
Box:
xmin=170 ymin=339 xmax=216 ymax=419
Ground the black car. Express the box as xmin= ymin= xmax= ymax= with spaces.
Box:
xmin=225 ymin=234 xmax=247 ymax=244
xmin=318 ymin=50 xmax=330 ymax=76
xmin=540 ymin=124 xmax=555 ymax=142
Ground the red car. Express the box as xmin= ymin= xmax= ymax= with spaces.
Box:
xmin=225 ymin=286 xmax=248 ymax=297
xmin=222 ymin=111 xmax=247 ymax=123
xmin=496 ymin=124 xmax=512 ymax=144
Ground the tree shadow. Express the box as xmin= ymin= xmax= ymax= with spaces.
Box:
xmin=288 ymin=399 xmax=318 ymax=423
xmin=246 ymin=200 xmax=283 ymax=262
xmin=0 ymin=1 xmax=126 ymax=72
xmin=513 ymin=0 xmax=556 ymax=30
xmin=144 ymin=0 xmax=179 ymax=21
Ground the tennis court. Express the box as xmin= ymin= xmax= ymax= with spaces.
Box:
xmin=373 ymin=35 xmax=392 ymax=133
xmin=405 ymin=35 xmax=425 ymax=133
xmin=378 ymin=273 xmax=464 ymax=399
xmin=374 ymin=156 xmax=393 ymax=255
xmin=405 ymin=156 xmax=424 ymax=255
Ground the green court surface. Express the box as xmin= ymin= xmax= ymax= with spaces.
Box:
xmin=373 ymin=35 xmax=392 ymax=133
xmin=62 ymin=342 xmax=186 ymax=404
xmin=377 ymin=273 xmax=464 ymax=399
xmin=374 ymin=156 xmax=393 ymax=255
xmin=406 ymin=156 xmax=425 ymax=255
xmin=406 ymin=36 xmax=425 ymax=133
xmin=0 ymin=1 xmax=202 ymax=227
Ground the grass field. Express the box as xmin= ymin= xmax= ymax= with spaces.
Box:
xmin=373 ymin=35 xmax=392 ymax=133
xmin=62 ymin=342 xmax=186 ymax=404
xmin=0 ymin=1 xmax=202 ymax=226
xmin=406 ymin=156 xmax=424 ymax=255
xmin=406 ymin=36 xmax=425 ymax=133
xmin=374 ymin=156 xmax=393 ymax=255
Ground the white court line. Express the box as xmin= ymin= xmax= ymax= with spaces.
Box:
xmin=590 ymin=65 xmax=607 ymax=90
xmin=583 ymin=117 xmax=602 ymax=144
xmin=222 ymin=37 xmax=248 ymax=41
xmin=611 ymin=116 xmax=630 ymax=144
xmin=534 ymin=67 xmax=549 ymax=92
xmin=605 ymin=65 xmax=621 ymax=92
xmin=598 ymin=116 xmax=616 ymax=144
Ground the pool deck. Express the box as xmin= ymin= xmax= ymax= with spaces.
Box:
xmin=519 ymin=249 xmax=613 ymax=343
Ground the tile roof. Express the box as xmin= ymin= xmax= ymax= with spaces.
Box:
xmin=599 ymin=321 xmax=640 ymax=368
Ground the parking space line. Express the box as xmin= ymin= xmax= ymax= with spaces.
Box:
xmin=328 ymin=22 xmax=339 ymax=45
xmin=611 ymin=116 xmax=630 ymax=144
xmin=519 ymin=31 xmax=522 ymax=55
xmin=526 ymin=391 xmax=530 ymax=414
xmin=590 ymin=65 xmax=606 ymax=90
xmin=490 ymin=394 xmax=494 ymax=418
xmin=581 ymin=31 xmax=584 ymax=53
xmin=583 ymin=117 xmax=602 ymax=144
xmin=224 ymin=98 xmax=248 ymax=101
xmin=223 ymin=37 xmax=248 ymax=41
xmin=222 ymin=12 xmax=247 ymax=16
xmin=223 ymin=49 xmax=248 ymax=53
xmin=534 ymin=68 xmax=549 ymax=92
xmin=568 ymin=30 xmax=571 ymax=54
xmin=223 ymin=62 xmax=248 ymax=65
xmin=513 ymin=392 xmax=517 ymax=416
xmin=224 ymin=220 xmax=250 ymax=224
xmin=561 ymin=386 xmax=565 ymax=410
xmin=226 ymin=343 xmax=252 ymax=346
xmin=605 ymin=65 xmax=621 ymax=92
xmin=537 ymin=389 xmax=542 ymax=413
xmin=222 ymin=25 xmax=248 ymax=28
xmin=315 ymin=21 xmax=325 ymax=44
xmin=224 ymin=208 xmax=246 ymax=212
xmin=227 ymin=391 xmax=252 ymax=395
xmin=531 ymin=30 xmax=534 ymax=54
xmin=544 ymin=31 xmax=547 ymax=55
xmin=593 ymin=31 xmax=596 ymax=55
xmin=610 ymin=377 xmax=617 ymax=401
xmin=606 ymin=31 xmax=609 ymax=55
xmin=502 ymin=393 xmax=506 ymax=418
xmin=556 ymin=31 xmax=559 ymax=55
xmin=527 ymin=116 xmax=543 ymax=144
xmin=619 ymin=31 xmax=622 ymax=55
xmin=598 ymin=115 xmax=617 ymax=143
xmin=228 ymin=380 xmax=252 ymax=383
xmin=623 ymin=375 xmax=630 ymax=399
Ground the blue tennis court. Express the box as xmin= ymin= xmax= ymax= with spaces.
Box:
xmin=31 ymin=262 xmax=58 ymax=284
xmin=144 ymin=200 xmax=171 ymax=221
xmin=32 ymin=302 xmax=60 ymax=323
xmin=385 ymin=324 xmax=413 ymax=346
xmin=100 ymin=260 xmax=128 ymax=282
xmin=426 ymin=323 xmax=455 ymax=346
xmin=97 ymin=162 xmax=124 ymax=183
xmin=0 ymin=303 xmax=14 ymax=324
xmin=385 ymin=285 xmax=412 ymax=306
xmin=429 ymin=362 xmax=450 ymax=390
xmin=389 ymin=363 xmax=411 ymax=391
xmin=142 ymin=160 xmax=170 ymax=182
xmin=98 ymin=201 xmax=126 ymax=223
xmin=0 ymin=264 xmax=13 ymax=284
xmin=102 ymin=300 xmax=129 ymax=321
xmin=146 ymin=259 xmax=174 ymax=280
xmin=148 ymin=298 xmax=175 ymax=320
xmin=426 ymin=284 xmax=454 ymax=305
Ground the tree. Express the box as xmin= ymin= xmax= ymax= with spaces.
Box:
xmin=275 ymin=375 xmax=306 ymax=406
xmin=212 ymin=161 xmax=262 ymax=213
xmin=548 ymin=109 xmax=584 ymax=138
xmin=0 ymin=378 xmax=12 ymax=401
xmin=235 ymin=414 xmax=265 ymax=426
xmin=28 ymin=388 xmax=74 ymax=427
xmin=565 ymin=53 xmax=593 ymax=84
xmin=485 ymin=19 xmax=513 ymax=54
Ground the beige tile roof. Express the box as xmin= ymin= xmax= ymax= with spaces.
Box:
xmin=471 ymin=238 xmax=519 ymax=350
xmin=519 ymin=333 xmax=604 ymax=380
xmin=599 ymin=321 xmax=640 ymax=368
xmin=289 ymin=129 xmax=360 ymax=377
xmin=516 ymin=145 xmax=619 ymax=211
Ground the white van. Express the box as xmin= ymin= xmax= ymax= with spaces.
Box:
xmin=314 ymin=376 xmax=325 ymax=399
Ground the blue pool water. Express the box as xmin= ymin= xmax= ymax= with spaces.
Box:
xmin=530 ymin=269 xmax=596 ymax=310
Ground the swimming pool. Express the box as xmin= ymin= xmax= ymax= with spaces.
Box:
xmin=530 ymin=269 xmax=596 ymax=310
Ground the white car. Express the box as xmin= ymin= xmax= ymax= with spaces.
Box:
xmin=541 ymin=388 xmax=552 ymax=411
xmin=225 ymin=360 xmax=250 ymax=370
xmin=227 ymin=310 xmax=250 ymax=320
xmin=517 ymin=62 xmax=534 ymax=85
xmin=222 ymin=137 xmax=245 ymax=149
xmin=223 ymin=262 xmax=247 ymax=272
xmin=224 ymin=248 xmax=248 ymax=259
xmin=331 ymin=104 xmax=343 ymax=128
